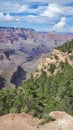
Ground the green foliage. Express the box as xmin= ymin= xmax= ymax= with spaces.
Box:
xmin=0 ymin=62 xmax=73 ymax=117
xmin=0 ymin=37 xmax=73 ymax=121
xmin=0 ymin=39 xmax=73 ymax=122
xmin=49 ymin=63 xmax=56 ymax=74
xmin=57 ymin=39 xmax=73 ymax=53
xmin=39 ymin=114 xmax=55 ymax=125
xmin=69 ymin=54 xmax=73 ymax=60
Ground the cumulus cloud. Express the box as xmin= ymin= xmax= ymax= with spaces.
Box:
xmin=0 ymin=13 xmax=14 ymax=21
xmin=0 ymin=2 xmax=73 ymax=18
xmin=52 ymin=17 xmax=66 ymax=31
xmin=40 ymin=4 xmax=63 ymax=18
xmin=16 ymin=5 xmax=28 ymax=13
xmin=0 ymin=0 xmax=73 ymax=33
xmin=0 ymin=3 xmax=29 ymax=13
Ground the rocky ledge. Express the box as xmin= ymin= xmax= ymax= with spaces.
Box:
xmin=0 ymin=111 xmax=73 ymax=130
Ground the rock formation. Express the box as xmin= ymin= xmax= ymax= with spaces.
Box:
xmin=0 ymin=111 xmax=73 ymax=130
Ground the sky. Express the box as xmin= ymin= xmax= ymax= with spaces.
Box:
xmin=0 ymin=0 xmax=73 ymax=33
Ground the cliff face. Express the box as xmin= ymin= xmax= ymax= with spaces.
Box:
xmin=0 ymin=111 xmax=73 ymax=130
xmin=0 ymin=27 xmax=73 ymax=88
xmin=0 ymin=27 xmax=73 ymax=45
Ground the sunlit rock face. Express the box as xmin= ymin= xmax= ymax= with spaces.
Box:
xmin=0 ymin=111 xmax=73 ymax=130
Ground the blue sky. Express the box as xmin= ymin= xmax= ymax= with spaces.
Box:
xmin=0 ymin=0 xmax=73 ymax=33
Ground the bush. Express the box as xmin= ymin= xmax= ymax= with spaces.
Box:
xmin=49 ymin=64 xmax=56 ymax=74
xmin=39 ymin=114 xmax=55 ymax=125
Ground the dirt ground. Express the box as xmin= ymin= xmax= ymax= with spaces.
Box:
xmin=0 ymin=111 xmax=73 ymax=130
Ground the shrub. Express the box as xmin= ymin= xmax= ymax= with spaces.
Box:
xmin=49 ymin=64 xmax=56 ymax=74
xmin=39 ymin=114 xmax=55 ymax=125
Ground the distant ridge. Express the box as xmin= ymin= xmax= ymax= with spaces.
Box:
xmin=0 ymin=27 xmax=36 ymax=32
xmin=0 ymin=27 xmax=73 ymax=34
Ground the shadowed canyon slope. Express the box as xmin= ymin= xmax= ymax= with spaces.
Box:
xmin=0 ymin=27 xmax=73 ymax=88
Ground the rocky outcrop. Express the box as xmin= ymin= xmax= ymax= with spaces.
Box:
xmin=34 ymin=49 xmax=73 ymax=77
xmin=49 ymin=111 xmax=73 ymax=130
xmin=0 ymin=111 xmax=73 ymax=130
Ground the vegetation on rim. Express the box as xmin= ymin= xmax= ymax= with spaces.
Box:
xmin=0 ymin=40 xmax=73 ymax=122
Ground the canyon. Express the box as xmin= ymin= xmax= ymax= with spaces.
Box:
xmin=0 ymin=27 xmax=73 ymax=88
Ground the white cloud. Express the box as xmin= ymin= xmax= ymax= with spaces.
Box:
xmin=19 ymin=15 xmax=47 ymax=23
xmin=52 ymin=17 xmax=66 ymax=31
xmin=0 ymin=2 xmax=29 ymax=13
xmin=49 ymin=0 xmax=73 ymax=4
xmin=62 ymin=6 xmax=73 ymax=15
xmin=16 ymin=5 xmax=28 ymax=13
xmin=0 ymin=2 xmax=47 ymax=15
xmin=8 ymin=0 xmax=73 ymax=4
xmin=0 ymin=2 xmax=73 ymax=18
xmin=69 ymin=27 xmax=73 ymax=32
xmin=4 ymin=0 xmax=72 ymax=5
xmin=40 ymin=4 xmax=63 ymax=18
xmin=0 ymin=0 xmax=73 ymax=33
xmin=0 ymin=13 xmax=14 ymax=21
